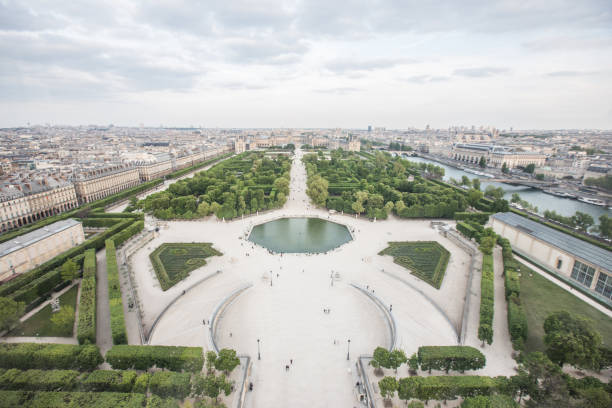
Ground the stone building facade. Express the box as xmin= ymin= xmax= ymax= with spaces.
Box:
xmin=491 ymin=212 xmax=612 ymax=305
xmin=0 ymin=219 xmax=84 ymax=280
xmin=0 ymin=178 xmax=78 ymax=233
xmin=74 ymin=165 xmax=140 ymax=204
xmin=451 ymin=143 xmax=546 ymax=169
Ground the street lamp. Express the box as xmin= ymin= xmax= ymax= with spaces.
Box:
xmin=347 ymin=339 xmax=351 ymax=360
xmin=257 ymin=339 xmax=261 ymax=360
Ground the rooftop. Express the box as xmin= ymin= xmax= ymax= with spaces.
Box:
xmin=0 ymin=218 xmax=81 ymax=258
xmin=492 ymin=212 xmax=612 ymax=272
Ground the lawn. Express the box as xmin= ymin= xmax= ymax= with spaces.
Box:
xmin=8 ymin=285 xmax=78 ymax=337
xmin=150 ymin=243 xmax=222 ymax=291
xmin=519 ymin=266 xmax=612 ymax=353
xmin=379 ymin=241 xmax=450 ymax=289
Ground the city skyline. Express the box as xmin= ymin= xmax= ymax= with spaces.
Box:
xmin=1 ymin=0 xmax=611 ymax=129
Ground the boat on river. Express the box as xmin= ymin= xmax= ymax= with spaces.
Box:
xmin=577 ymin=197 xmax=606 ymax=206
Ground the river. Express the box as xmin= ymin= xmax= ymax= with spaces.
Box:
xmin=403 ymin=156 xmax=611 ymax=224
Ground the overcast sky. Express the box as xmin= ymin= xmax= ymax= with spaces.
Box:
xmin=1 ymin=0 xmax=611 ymax=129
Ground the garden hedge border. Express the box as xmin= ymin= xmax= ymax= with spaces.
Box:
xmin=417 ymin=346 xmax=486 ymax=373
xmin=478 ymin=254 xmax=494 ymax=345
xmin=77 ymin=249 xmax=96 ymax=345
xmin=105 ymin=345 xmax=204 ymax=372
xmin=0 ymin=343 xmax=103 ymax=371
xmin=106 ymin=239 xmax=127 ymax=345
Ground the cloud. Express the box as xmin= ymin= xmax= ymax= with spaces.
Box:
xmin=325 ymin=57 xmax=417 ymax=74
xmin=453 ymin=67 xmax=509 ymax=78
xmin=403 ymin=75 xmax=450 ymax=84
xmin=314 ymin=87 xmax=361 ymax=95
xmin=544 ymin=70 xmax=601 ymax=77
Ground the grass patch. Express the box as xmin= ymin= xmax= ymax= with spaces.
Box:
xmin=520 ymin=266 xmax=612 ymax=353
xmin=379 ymin=241 xmax=450 ymax=289
xmin=150 ymin=243 xmax=222 ymax=291
xmin=8 ymin=285 xmax=78 ymax=337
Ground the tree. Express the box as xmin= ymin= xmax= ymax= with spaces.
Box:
xmin=478 ymin=156 xmax=486 ymax=168
xmin=598 ymin=214 xmax=612 ymax=238
xmin=205 ymin=351 xmax=217 ymax=374
xmin=378 ymin=376 xmax=398 ymax=401
xmin=479 ymin=236 xmax=496 ymax=255
xmin=461 ymin=175 xmax=471 ymax=186
xmin=51 ymin=305 xmax=75 ymax=334
xmin=0 ymin=297 xmax=25 ymax=331
xmin=384 ymin=201 xmax=394 ymax=215
xmin=197 ymin=201 xmax=211 ymax=217
xmin=467 ymin=189 xmax=484 ymax=207
xmin=520 ymin=352 xmax=570 ymax=407
xmin=571 ymin=211 xmax=594 ymax=232
xmin=352 ymin=191 xmax=368 ymax=217
xmin=511 ymin=193 xmax=521 ymax=203
xmin=472 ymin=178 xmax=481 ymax=191
xmin=484 ymin=185 xmax=505 ymax=200
xmin=61 ymin=259 xmax=78 ymax=282
xmin=214 ymin=348 xmax=240 ymax=374
xmin=543 ymin=311 xmax=602 ymax=369
xmin=273 ymin=177 xmax=290 ymax=196
xmin=388 ymin=349 xmax=408 ymax=372
xmin=501 ymin=162 xmax=509 ymax=174
xmin=306 ymin=174 xmax=329 ymax=207
xmin=524 ymin=163 xmax=535 ymax=174
xmin=370 ymin=347 xmax=390 ymax=375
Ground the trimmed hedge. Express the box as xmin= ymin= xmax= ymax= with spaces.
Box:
xmin=0 ymin=368 xmax=80 ymax=391
xmin=461 ymin=395 xmax=518 ymax=407
xmin=77 ymin=249 xmax=97 ymax=345
xmin=417 ymin=346 xmax=486 ymax=373
xmin=81 ymin=218 xmax=123 ymax=228
xmin=397 ymin=376 xmax=497 ymax=401
xmin=454 ymin=212 xmax=492 ymax=225
xmin=108 ymin=220 xmax=144 ymax=248
xmin=105 ymin=345 xmax=204 ymax=372
xmin=82 ymin=370 xmax=138 ymax=393
xmin=148 ymin=371 xmax=191 ymax=399
xmin=0 ymin=343 xmax=103 ymax=371
xmin=478 ymin=254 xmax=494 ymax=345
xmin=106 ymin=240 xmax=127 ymax=345
xmin=499 ymin=238 xmax=528 ymax=350
xmin=0 ymin=390 xmax=148 ymax=408
xmin=457 ymin=221 xmax=479 ymax=240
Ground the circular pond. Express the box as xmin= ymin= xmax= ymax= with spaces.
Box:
xmin=248 ymin=217 xmax=352 ymax=253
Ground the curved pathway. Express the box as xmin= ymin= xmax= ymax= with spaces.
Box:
xmin=137 ymin=149 xmax=513 ymax=407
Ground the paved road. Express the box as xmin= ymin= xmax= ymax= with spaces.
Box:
xmin=95 ymin=249 xmax=113 ymax=359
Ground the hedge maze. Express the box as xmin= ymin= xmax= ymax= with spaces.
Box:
xmin=379 ymin=241 xmax=450 ymax=289
xmin=149 ymin=243 xmax=222 ymax=291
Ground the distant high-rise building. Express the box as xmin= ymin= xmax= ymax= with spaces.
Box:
xmin=367 ymin=125 xmax=372 ymax=132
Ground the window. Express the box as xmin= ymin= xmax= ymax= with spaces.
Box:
xmin=556 ymin=259 xmax=563 ymax=269
xmin=570 ymin=260 xmax=595 ymax=288
xmin=595 ymin=273 xmax=612 ymax=300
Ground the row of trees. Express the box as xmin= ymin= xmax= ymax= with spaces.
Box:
xmin=139 ymin=152 xmax=291 ymax=220
xmin=378 ymin=351 xmax=611 ymax=407
xmin=304 ymin=151 xmax=468 ymax=219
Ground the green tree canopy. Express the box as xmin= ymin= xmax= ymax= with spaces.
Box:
xmin=0 ymin=297 xmax=25 ymax=331
xmin=543 ymin=311 xmax=602 ymax=369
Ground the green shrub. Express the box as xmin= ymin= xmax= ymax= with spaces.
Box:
xmin=0 ymin=343 xmax=102 ymax=371
xmin=417 ymin=346 xmax=486 ymax=373
xmin=397 ymin=376 xmax=497 ymax=401
xmin=0 ymin=368 xmax=80 ymax=391
xmin=146 ymin=395 xmax=181 ymax=408
xmin=461 ymin=395 xmax=518 ymax=407
xmin=148 ymin=371 xmax=191 ymax=398
xmin=507 ymin=294 xmax=528 ymax=349
xmin=106 ymin=240 xmax=127 ymax=345
xmin=133 ymin=373 xmax=150 ymax=393
xmin=0 ymin=390 xmax=148 ymax=408
xmin=454 ymin=212 xmax=492 ymax=225
xmin=77 ymin=249 xmax=97 ymax=345
xmin=105 ymin=345 xmax=204 ymax=372
xmin=82 ymin=370 xmax=137 ymax=393
xmin=478 ymin=254 xmax=494 ymax=345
